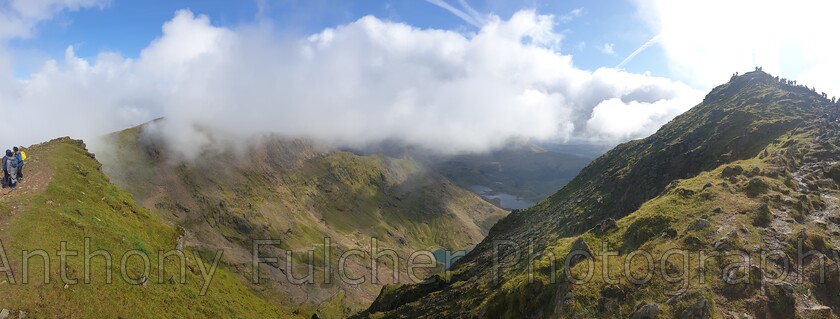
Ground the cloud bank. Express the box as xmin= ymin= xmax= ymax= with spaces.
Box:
xmin=0 ymin=9 xmax=702 ymax=156
xmin=638 ymin=0 xmax=839 ymax=95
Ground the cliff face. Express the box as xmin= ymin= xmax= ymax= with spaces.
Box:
xmin=360 ymin=71 xmax=840 ymax=318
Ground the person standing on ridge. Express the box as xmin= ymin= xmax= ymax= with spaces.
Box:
xmin=14 ymin=146 xmax=24 ymax=182
xmin=2 ymin=149 xmax=17 ymax=190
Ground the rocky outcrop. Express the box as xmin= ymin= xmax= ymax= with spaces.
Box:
xmin=631 ymin=302 xmax=660 ymax=319
xmin=597 ymin=218 xmax=617 ymax=232
xmin=566 ymin=237 xmax=592 ymax=267
xmin=766 ymin=282 xmax=795 ymax=318
xmin=680 ymin=297 xmax=710 ymax=319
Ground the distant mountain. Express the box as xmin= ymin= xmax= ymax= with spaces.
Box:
xmin=341 ymin=141 xmax=595 ymax=209
xmin=537 ymin=142 xmax=613 ymax=159
xmin=430 ymin=145 xmax=593 ymax=208
xmin=358 ymin=71 xmax=840 ymax=318
xmin=96 ymin=122 xmax=508 ymax=318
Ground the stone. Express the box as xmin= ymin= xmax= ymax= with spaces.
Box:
xmin=746 ymin=177 xmax=769 ymax=197
xmin=661 ymin=228 xmax=678 ymax=239
xmin=597 ymin=297 xmax=619 ymax=313
xmin=722 ymin=165 xmax=744 ymax=178
xmin=680 ymin=297 xmax=710 ymax=319
xmin=16 ymin=311 xmax=24 ymax=319
xmin=702 ymin=182 xmax=714 ymax=190
xmin=713 ymin=230 xmax=738 ymax=251
xmin=665 ymin=293 xmax=683 ymax=305
xmin=802 ymin=305 xmax=832 ymax=318
xmin=566 ymin=238 xmax=593 ymax=267
xmin=675 ymin=188 xmax=695 ymax=197
xmin=175 ymin=235 xmax=185 ymax=252
xmin=689 ymin=219 xmax=711 ymax=231
xmin=767 ymin=282 xmax=796 ymax=318
xmin=597 ymin=218 xmax=617 ymax=232
xmin=0 ymin=309 xmax=9 ymax=319
xmin=683 ymin=236 xmax=704 ymax=247
xmin=630 ymin=302 xmax=660 ymax=319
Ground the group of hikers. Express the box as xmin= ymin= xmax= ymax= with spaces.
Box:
xmin=2 ymin=147 xmax=26 ymax=191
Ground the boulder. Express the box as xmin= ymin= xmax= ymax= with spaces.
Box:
xmin=682 ymin=236 xmax=704 ymax=248
xmin=566 ymin=238 xmax=592 ymax=267
xmin=630 ymin=302 xmax=660 ymax=319
xmin=722 ymin=165 xmax=744 ymax=177
xmin=0 ymin=309 xmax=8 ymax=319
xmin=597 ymin=218 xmax=617 ymax=232
xmin=802 ymin=305 xmax=832 ymax=319
xmin=713 ymin=230 xmax=738 ymax=251
xmin=597 ymin=297 xmax=618 ymax=314
xmin=766 ymin=282 xmax=796 ymax=318
xmin=746 ymin=177 xmax=769 ymax=197
xmin=680 ymin=297 xmax=710 ymax=319
xmin=689 ymin=219 xmax=711 ymax=231
xmin=175 ymin=235 xmax=185 ymax=252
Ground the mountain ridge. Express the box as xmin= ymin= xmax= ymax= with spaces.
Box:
xmin=96 ymin=122 xmax=510 ymax=317
xmin=358 ymin=70 xmax=840 ymax=318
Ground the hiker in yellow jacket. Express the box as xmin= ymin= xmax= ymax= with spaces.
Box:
xmin=14 ymin=146 xmax=25 ymax=182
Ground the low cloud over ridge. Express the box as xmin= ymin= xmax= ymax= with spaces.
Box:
xmin=0 ymin=9 xmax=702 ymax=156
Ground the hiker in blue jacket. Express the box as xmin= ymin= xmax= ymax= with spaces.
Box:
xmin=3 ymin=149 xmax=17 ymax=190
xmin=13 ymin=147 xmax=23 ymax=182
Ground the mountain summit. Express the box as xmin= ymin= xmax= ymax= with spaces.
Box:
xmin=358 ymin=70 xmax=840 ymax=318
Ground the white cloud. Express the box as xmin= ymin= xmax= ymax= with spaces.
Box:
xmin=637 ymin=0 xmax=840 ymax=96
xmin=599 ymin=43 xmax=615 ymax=55
xmin=0 ymin=9 xmax=702 ymax=156
xmin=559 ymin=7 xmax=584 ymax=23
xmin=0 ymin=0 xmax=109 ymax=40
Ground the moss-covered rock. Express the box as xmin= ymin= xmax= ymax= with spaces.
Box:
xmin=745 ymin=177 xmax=769 ymax=197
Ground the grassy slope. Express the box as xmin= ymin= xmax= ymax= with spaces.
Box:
xmin=360 ymin=71 xmax=840 ymax=318
xmin=0 ymin=138 xmax=297 ymax=318
xmin=98 ymin=126 xmax=508 ymax=318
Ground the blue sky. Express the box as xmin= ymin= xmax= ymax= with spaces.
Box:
xmin=7 ymin=0 xmax=668 ymax=79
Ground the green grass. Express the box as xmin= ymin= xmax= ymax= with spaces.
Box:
xmin=0 ymin=138 xmax=298 ymax=318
